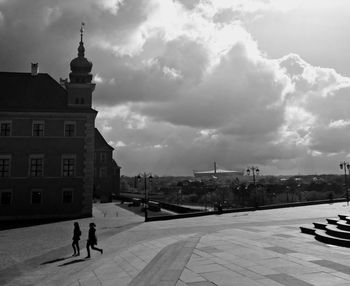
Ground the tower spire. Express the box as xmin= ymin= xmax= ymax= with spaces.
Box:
xmin=69 ymin=22 xmax=93 ymax=84
xmin=78 ymin=22 xmax=85 ymax=58
xmin=80 ymin=22 xmax=85 ymax=43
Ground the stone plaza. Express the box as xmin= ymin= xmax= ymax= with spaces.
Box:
xmin=2 ymin=202 xmax=350 ymax=285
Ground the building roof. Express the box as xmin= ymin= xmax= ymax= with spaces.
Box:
xmin=95 ymin=128 xmax=114 ymax=151
xmin=112 ymin=159 xmax=121 ymax=169
xmin=0 ymin=72 xmax=95 ymax=113
xmin=193 ymin=168 xmax=244 ymax=178
xmin=193 ymin=169 xmax=243 ymax=175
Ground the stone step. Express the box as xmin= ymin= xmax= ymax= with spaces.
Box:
xmin=315 ymin=230 xmax=350 ymax=248
xmin=325 ymin=225 xmax=350 ymax=239
xmin=313 ymin=222 xmax=327 ymax=230
xmin=327 ymin=218 xmax=339 ymax=225
xmin=300 ymin=225 xmax=316 ymax=235
xmin=337 ymin=220 xmax=350 ymax=231
xmin=338 ymin=214 xmax=349 ymax=220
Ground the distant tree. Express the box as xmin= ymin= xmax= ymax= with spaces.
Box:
xmin=120 ymin=179 xmax=131 ymax=193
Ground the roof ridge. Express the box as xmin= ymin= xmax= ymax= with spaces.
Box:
xmin=0 ymin=71 xmax=49 ymax=75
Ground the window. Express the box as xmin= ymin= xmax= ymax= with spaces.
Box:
xmin=62 ymin=189 xmax=73 ymax=203
xmin=31 ymin=189 xmax=42 ymax=204
xmin=0 ymin=121 xmax=11 ymax=136
xmin=1 ymin=190 xmax=12 ymax=205
xmin=100 ymin=152 xmax=106 ymax=163
xmin=64 ymin=122 xmax=76 ymax=137
xmin=74 ymin=98 xmax=84 ymax=104
xmin=32 ymin=121 xmax=44 ymax=136
xmin=62 ymin=155 xmax=75 ymax=177
xmin=99 ymin=167 xmax=107 ymax=178
xmin=0 ymin=156 xmax=10 ymax=177
xmin=29 ymin=155 xmax=44 ymax=177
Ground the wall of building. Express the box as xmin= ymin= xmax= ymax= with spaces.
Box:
xmin=0 ymin=178 xmax=83 ymax=219
xmin=82 ymin=113 xmax=95 ymax=216
xmin=94 ymin=149 xmax=115 ymax=202
xmin=0 ymin=112 xmax=91 ymax=220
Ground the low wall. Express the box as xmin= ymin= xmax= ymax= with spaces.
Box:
xmin=147 ymin=198 xmax=347 ymax=222
xmin=158 ymin=202 xmax=198 ymax=213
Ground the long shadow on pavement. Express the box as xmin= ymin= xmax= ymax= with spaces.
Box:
xmin=0 ymin=221 xmax=142 ymax=286
xmin=58 ymin=259 xmax=86 ymax=267
xmin=41 ymin=256 xmax=70 ymax=265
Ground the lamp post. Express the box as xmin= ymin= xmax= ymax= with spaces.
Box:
xmin=246 ymin=166 xmax=260 ymax=208
xmin=286 ymin=186 xmax=290 ymax=203
xmin=340 ymin=162 xmax=350 ymax=206
xmin=137 ymin=173 xmax=153 ymax=222
xmin=176 ymin=181 xmax=183 ymax=205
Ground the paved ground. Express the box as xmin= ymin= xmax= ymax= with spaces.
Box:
xmin=2 ymin=202 xmax=350 ymax=285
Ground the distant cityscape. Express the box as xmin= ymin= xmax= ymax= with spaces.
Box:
xmin=1 ymin=27 xmax=349 ymax=222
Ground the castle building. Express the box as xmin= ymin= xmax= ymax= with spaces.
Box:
xmin=0 ymin=27 xmax=120 ymax=220
xmin=94 ymin=128 xmax=121 ymax=202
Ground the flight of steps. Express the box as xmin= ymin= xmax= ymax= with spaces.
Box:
xmin=300 ymin=214 xmax=350 ymax=247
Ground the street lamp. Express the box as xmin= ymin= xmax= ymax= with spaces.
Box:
xmin=137 ymin=173 xmax=153 ymax=222
xmin=176 ymin=181 xmax=183 ymax=205
xmin=246 ymin=166 xmax=260 ymax=208
xmin=339 ymin=162 xmax=350 ymax=206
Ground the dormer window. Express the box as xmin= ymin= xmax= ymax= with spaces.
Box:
xmin=74 ymin=98 xmax=85 ymax=105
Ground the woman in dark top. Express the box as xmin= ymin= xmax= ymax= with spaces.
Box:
xmin=72 ymin=222 xmax=81 ymax=256
xmin=85 ymin=222 xmax=103 ymax=258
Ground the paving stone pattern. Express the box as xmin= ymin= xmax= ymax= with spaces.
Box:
xmin=5 ymin=202 xmax=350 ymax=285
xmin=129 ymin=236 xmax=200 ymax=286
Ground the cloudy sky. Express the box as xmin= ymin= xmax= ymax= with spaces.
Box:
xmin=1 ymin=0 xmax=350 ymax=176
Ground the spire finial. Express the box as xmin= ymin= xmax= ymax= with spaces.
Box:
xmin=78 ymin=22 xmax=85 ymax=57
xmin=80 ymin=22 xmax=85 ymax=43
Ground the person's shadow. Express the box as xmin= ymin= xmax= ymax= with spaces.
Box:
xmin=58 ymin=258 xmax=86 ymax=267
xmin=41 ymin=256 xmax=88 ymax=267
xmin=41 ymin=257 xmax=70 ymax=265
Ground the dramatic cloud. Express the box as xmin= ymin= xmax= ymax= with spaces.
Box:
xmin=2 ymin=0 xmax=350 ymax=175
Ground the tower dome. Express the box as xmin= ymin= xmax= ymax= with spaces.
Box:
xmin=69 ymin=24 xmax=93 ymax=83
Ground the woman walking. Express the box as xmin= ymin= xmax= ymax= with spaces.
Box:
xmin=85 ymin=222 xmax=103 ymax=258
xmin=72 ymin=222 xmax=81 ymax=256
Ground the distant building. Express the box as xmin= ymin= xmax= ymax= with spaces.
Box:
xmin=0 ymin=27 xmax=120 ymax=220
xmin=94 ymin=128 xmax=121 ymax=202
xmin=193 ymin=162 xmax=244 ymax=182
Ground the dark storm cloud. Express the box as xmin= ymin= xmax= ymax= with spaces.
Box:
xmin=0 ymin=0 xmax=149 ymax=76
xmin=3 ymin=0 xmax=350 ymax=175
